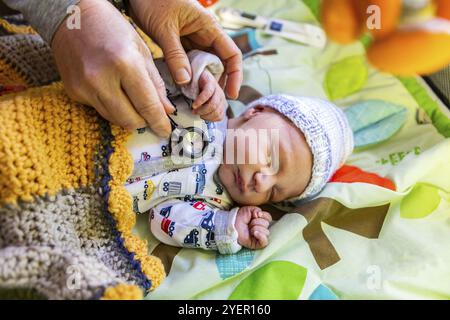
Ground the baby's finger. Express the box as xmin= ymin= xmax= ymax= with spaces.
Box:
xmin=253 ymin=230 xmax=269 ymax=248
xmin=197 ymin=96 xmax=225 ymax=122
xmin=193 ymin=71 xmax=215 ymax=109
xmin=251 ymin=207 xmax=263 ymax=219
xmin=194 ymin=101 xmax=217 ymax=116
xmin=251 ymin=225 xmax=270 ymax=238
xmin=255 ymin=210 xmax=272 ymax=222
xmin=196 ymin=105 xmax=223 ymax=122
xmin=249 ymin=218 xmax=270 ymax=229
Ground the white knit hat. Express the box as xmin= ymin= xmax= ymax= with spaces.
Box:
xmin=247 ymin=95 xmax=354 ymax=204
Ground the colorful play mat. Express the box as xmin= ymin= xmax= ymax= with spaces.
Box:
xmin=134 ymin=0 xmax=450 ymax=300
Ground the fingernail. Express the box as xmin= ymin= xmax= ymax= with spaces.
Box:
xmin=164 ymin=127 xmax=172 ymax=138
xmin=175 ymin=68 xmax=190 ymax=84
xmin=164 ymin=97 xmax=176 ymax=114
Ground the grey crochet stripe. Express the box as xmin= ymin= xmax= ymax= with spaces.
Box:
xmin=0 ymin=187 xmax=142 ymax=300
xmin=0 ymin=34 xmax=60 ymax=86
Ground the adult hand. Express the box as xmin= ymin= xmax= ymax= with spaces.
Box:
xmin=52 ymin=0 xmax=175 ymax=136
xmin=129 ymin=0 xmax=243 ymax=99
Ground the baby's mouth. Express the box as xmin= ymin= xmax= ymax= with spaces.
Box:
xmin=234 ymin=167 xmax=244 ymax=193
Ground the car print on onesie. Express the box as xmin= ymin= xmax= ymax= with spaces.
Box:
xmin=184 ymin=229 xmax=200 ymax=247
xmin=205 ymin=229 xmax=215 ymax=248
xmin=191 ymin=201 xmax=207 ymax=211
xmin=200 ymin=210 xmax=215 ymax=231
xmin=161 ymin=217 xmax=175 ymax=237
xmin=159 ymin=205 xmax=173 ymax=218
xmin=192 ymin=164 xmax=207 ymax=194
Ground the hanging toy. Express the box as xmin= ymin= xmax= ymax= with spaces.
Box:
xmin=321 ymin=0 xmax=450 ymax=75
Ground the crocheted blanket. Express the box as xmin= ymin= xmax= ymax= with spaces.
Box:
xmin=0 ymin=15 xmax=165 ymax=300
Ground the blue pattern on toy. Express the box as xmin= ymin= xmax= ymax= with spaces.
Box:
xmin=215 ymin=248 xmax=255 ymax=279
xmin=308 ymin=284 xmax=339 ymax=300
xmin=345 ymin=100 xmax=408 ymax=149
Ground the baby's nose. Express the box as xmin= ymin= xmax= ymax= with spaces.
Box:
xmin=253 ymin=172 xmax=275 ymax=193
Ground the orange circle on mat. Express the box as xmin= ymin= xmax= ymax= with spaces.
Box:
xmin=198 ymin=0 xmax=219 ymax=8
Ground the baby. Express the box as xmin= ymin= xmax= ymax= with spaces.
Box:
xmin=125 ymin=50 xmax=353 ymax=254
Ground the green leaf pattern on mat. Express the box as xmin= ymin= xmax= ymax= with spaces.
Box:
xmin=229 ymin=261 xmax=307 ymax=300
xmin=400 ymin=183 xmax=441 ymax=219
xmin=345 ymin=100 xmax=408 ymax=148
xmin=324 ymin=56 xmax=368 ymax=100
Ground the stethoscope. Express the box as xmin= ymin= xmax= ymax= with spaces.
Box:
xmin=128 ymin=114 xmax=210 ymax=181
xmin=168 ymin=114 xmax=209 ymax=159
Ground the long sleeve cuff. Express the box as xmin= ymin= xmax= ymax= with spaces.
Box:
xmin=181 ymin=49 xmax=225 ymax=100
xmin=4 ymin=0 xmax=80 ymax=44
xmin=213 ymin=207 xmax=242 ymax=254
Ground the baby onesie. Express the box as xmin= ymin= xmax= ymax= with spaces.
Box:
xmin=125 ymin=50 xmax=242 ymax=254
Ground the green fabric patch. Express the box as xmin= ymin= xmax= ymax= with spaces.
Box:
xmin=397 ymin=77 xmax=450 ymax=138
xmin=228 ymin=261 xmax=307 ymax=300
xmin=345 ymin=100 xmax=407 ymax=148
xmin=324 ymin=56 xmax=368 ymax=100
xmin=302 ymin=0 xmax=320 ymax=20
xmin=400 ymin=183 xmax=441 ymax=219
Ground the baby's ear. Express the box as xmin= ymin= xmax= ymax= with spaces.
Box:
xmin=242 ymin=105 xmax=265 ymax=121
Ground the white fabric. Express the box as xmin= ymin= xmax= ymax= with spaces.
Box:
xmin=126 ymin=50 xmax=241 ymax=254
xmin=150 ymin=200 xmax=241 ymax=254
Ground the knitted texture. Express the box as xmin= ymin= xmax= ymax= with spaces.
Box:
xmin=0 ymin=34 xmax=59 ymax=87
xmin=0 ymin=16 xmax=165 ymax=299
xmin=0 ymin=15 xmax=37 ymax=37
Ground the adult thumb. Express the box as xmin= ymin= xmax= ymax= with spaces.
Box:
xmin=158 ymin=32 xmax=192 ymax=85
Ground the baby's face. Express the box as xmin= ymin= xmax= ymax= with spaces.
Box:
xmin=219 ymin=105 xmax=313 ymax=206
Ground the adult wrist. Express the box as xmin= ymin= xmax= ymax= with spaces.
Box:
xmin=4 ymin=0 xmax=80 ymax=44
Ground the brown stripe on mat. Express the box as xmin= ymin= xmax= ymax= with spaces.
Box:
xmin=151 ymin=243 xmax=182 ymax=275
xmin=262 ymin=198 xmax=390 ymax=270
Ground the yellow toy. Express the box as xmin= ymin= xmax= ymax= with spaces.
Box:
xmin=321 ymin=0 xmax=450 ymax=75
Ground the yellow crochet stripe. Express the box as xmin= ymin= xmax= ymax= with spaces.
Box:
xmin=135 ymin=27 xmax=163 ymax=59
xmin=0 ymin=81 xmax=165 ymax=291
xmin=0 ymin=57 xmax=28 ymax=87
xmin=101 ymin=284 xmax=143 ymax=300
xmin=0 ymin=83 xmax=100 ymax=205
xmin=0 ymin=18 xmax=37 ymax=36
xmin=108 ymin=125 xmax=166 ymax=291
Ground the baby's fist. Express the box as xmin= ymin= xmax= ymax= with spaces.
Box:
xmin=235 ymin=206 xmax=272 ymax=250
xmin=192 ymin=70 xmax=227 ymax=122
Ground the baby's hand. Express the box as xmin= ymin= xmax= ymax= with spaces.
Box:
xmin=235 ymin=206 xmax=272 ymax=250
xmin=192 ymin=70 xmax=227 ymax=122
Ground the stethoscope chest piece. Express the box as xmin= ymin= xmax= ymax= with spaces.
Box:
xmin=170 ymin=126 xmax=209 ymax=159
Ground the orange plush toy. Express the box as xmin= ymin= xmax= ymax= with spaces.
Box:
xmin=321 ymin=0 xmax=450 ymax=75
